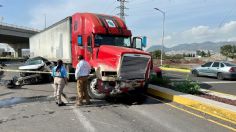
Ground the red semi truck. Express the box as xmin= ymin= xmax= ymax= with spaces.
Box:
xmin=30 ymin=12 xmax=152 ymax=99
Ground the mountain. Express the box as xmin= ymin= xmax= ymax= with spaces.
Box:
xmin=146 ymin=41 xmax=236 ymax=53
xmin=145 ymin=45 xmax=168 ymax=52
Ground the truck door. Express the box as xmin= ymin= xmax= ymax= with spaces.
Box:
xmin=85 ymin=35 xmax=93 ymax=61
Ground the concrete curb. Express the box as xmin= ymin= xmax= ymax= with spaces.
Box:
xmin=148 ymin=84 xmax=236 ymax=124
xmin=161 ymin=67 xmax=191 ymax=73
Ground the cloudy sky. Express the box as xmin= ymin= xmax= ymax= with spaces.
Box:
xmin=0 ymin=0 xmax=236 ymax=49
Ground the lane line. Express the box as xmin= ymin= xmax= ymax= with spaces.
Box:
xmin=72 ymin=108 xmax=96 ymax=132
xmin=51 ymin=84 xmax=96 ymax=132
xmin=147 ymin=96 xmax=236 ymax=132
xmin=203 ymin=89 xmax=236 ymax=98
xmin=200 ymin=89 xmax=236 ymax=100
xmin=202 ymin=81 xmax=236 ymax=84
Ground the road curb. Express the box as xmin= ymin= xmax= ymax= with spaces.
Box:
xmin=148 ymin=84 xmax=236 ymax=124
xmin=161 ymin=67 xmax=190 ymax=73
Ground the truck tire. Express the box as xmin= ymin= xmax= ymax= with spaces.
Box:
xmin=87 ymin=77 xmax=106 ymax=99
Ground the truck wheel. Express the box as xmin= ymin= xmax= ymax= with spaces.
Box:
xmin=87 ymin=77 xmax=106 ymax=100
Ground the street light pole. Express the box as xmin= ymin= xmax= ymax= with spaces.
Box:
xmin=0 ymin=5 xmax=3 ymax=24
xmin=154 ymin=8 xmax=165 ymax=66
xmin=44 ymin=14 xmax=47 ymax=29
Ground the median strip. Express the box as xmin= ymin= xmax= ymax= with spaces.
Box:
xmin=160 ymin=67 xmax=191 ymax=73
xmin=147 ymin=84 xmax=236 ymax=124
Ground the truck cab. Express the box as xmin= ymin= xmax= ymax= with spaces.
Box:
xmin=71 ymin=13 xmax=151 ymax=99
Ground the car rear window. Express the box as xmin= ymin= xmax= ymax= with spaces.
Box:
xmin=212 ymin=62 xmax=219 ymax=67
xmin=224 ymin=62 xmax=236 ymax=66
xmin=202 ymin=62 xmax=212 ymax=67
xmin=220 ymin=63 xmax=225 ymax=67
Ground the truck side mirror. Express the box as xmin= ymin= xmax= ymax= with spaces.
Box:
xmin=132 ymin=37 xmax=142 ymax=50
xmin=132 ymin=36 xmax=148 ymax=50
xmin=142 ymin=36 xmax=147 ymax=48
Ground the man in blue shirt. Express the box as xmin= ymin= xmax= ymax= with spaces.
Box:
xmin=75 ymin=55 xmax=91 ymax=106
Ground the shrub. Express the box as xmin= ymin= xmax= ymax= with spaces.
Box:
xmin=173 ymin=77 xmax=201 ymax=95
xmin=150 ymin=76 xmax=170 ymax=86
xmin=162 ymin=64 xmax=170 ymax=68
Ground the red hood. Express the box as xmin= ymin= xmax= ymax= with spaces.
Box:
xmin=93 ymin=45 xmax=151 ymax=69
xmin=99 ymin=45 xmax=150 ymax=56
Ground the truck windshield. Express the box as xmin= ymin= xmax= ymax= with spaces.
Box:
xmin=94 ymin=35 xmax=131 ymax=47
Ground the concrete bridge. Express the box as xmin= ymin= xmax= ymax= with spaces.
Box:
xmin=0 ymin=22 xmax=39 ymax=57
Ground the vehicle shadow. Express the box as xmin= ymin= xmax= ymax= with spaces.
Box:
xmin=66 ymin=91 xmax=163 ymax=108
xmin=199 ymin=83 xmax=212 ymax=90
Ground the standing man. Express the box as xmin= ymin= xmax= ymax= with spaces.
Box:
xmin=75 ymin=55 xmax=91 ymax=106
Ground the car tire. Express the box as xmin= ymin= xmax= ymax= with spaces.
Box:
xmin=217 ymin=73 xmax=224 ymax=80
xmin=192 ymin=70 xmax=199 ymax=77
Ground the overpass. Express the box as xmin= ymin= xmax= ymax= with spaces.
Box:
xmin=0 ymin=22 xmax=39 ymax=57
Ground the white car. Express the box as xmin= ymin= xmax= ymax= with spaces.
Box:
xmin=191 ymin=61 xmax=236 ymax=80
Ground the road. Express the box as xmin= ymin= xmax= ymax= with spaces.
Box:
xmin=0 ymin=68 xmax=235 ymax=132
xmin=163 ymin=70 xmax=236 ymax=96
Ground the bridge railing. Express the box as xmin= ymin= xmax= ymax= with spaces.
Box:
xmin=0 ymin=22 xmax=40 ymax=32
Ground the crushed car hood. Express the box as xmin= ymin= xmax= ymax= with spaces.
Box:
xmin=18 ymin=63 xmax=44 ymax=70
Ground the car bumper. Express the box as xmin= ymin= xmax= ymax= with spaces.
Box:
xmin=222 ymin=73 xmax=236 ymax=79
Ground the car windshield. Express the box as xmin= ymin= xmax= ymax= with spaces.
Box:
xmin=224 ymin=62 xmax=236 ymax=66
xmin=25 ymin=59 xmax=43 ymax=65
xmin=94 ymin=35 xmax=131 ymax=47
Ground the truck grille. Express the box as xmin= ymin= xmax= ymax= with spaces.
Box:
xmin=119 ymin=55 xmax=150 ymax=80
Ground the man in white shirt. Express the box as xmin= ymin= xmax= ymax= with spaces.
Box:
xmin=75 ymin=55 xmax=91 ymax=106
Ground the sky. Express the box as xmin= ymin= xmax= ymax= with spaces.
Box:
xmin=0 ymin=0 xmax=236 ymax=50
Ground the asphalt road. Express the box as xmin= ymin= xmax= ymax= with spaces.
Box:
xmin=163 ymin=70 xmax=236 ymax=96
xmin=0 ymin=68 xmax=235 ymax=132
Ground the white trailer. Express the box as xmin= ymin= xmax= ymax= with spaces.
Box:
xmin=30 ymin=17 xmax=72 ymax=63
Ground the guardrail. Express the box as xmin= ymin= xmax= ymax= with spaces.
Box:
xmin=0 ymin=22 xmax=40 ymax=32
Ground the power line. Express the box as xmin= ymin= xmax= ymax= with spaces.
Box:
xmin=104 ymin=1 xmax=117 ymax=14
xmin=117 ymin=0 xmax=128 ymax=22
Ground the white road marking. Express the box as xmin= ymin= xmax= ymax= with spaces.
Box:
xmin=51 ymin=84 xmax=95 ymax=132
xmin=202 ymin=81 xmax=236 ymax=84
xmin=72 ymin=108 xmax=96 ymax=132
xmin=165 ymin=72 xmax=236 ymax=84
xmin=200 ymin=89 xmax=236 ymax=100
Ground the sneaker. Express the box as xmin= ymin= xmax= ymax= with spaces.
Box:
xmin=75 ymin=102 xmax=83 ymax=107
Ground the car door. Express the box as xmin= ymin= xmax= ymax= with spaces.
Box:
xmin=209 ymin=62 xmax=220 ymax=77
xmin=198 ymin=62 xmax=213 ymax=76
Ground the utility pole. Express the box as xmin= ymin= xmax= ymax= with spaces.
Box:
xmin=117 ymin=0 xmax=128 ymax=22
xmin=44 ymin=14 xmax=47 ymax=29
xmin=154 ymin=8 xmax=165 ymax=66
xmin=0 ymin=5 xmax=3 ymax=24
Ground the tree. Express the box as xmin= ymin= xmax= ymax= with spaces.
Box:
xmin=200 ymin=51 xmax=206 ymax=57
xmin=152 ymin=50 xmax=162 ymax=59
xmin=207 ymin=50 xmax=211 ymax=57
xmin=220 ymin=45 xmax=236 ymax=59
